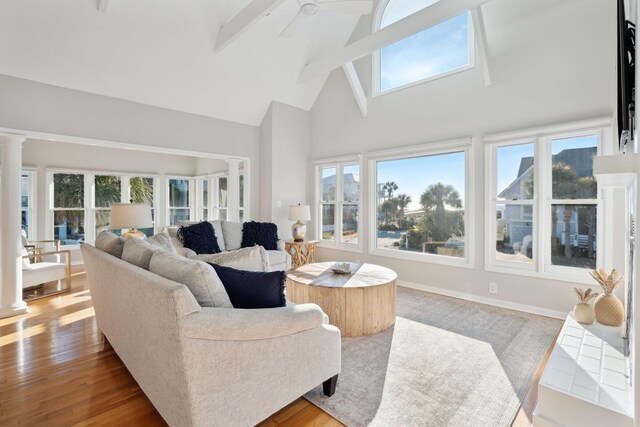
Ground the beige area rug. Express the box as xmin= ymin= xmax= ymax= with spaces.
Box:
xmin=305 ymin=287 xmax=562 ymax=427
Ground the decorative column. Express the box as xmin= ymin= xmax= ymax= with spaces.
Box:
xmin=226 ymin=158 xmax=241 ymax=223
xmin=0 ymin=135 xmax=28 ymax=319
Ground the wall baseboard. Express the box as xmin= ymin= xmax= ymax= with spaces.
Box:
xmin=398 ymin=280 xmax=567 ymax=320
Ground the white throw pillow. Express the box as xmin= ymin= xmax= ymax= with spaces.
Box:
xmin=221 ymin=220 xmax=243 ymax=251
xmin=95 ymin=231 xmax=126 ymax=258
xmin=149 ymin=251 xmax=233 ymax=308
xmin=191 ymin=246 xmax=270 ymax=272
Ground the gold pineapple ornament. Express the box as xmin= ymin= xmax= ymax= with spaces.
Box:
xmin=572 ymin=287 xmax=598 ymax=324
xmin=589 ymin=268 xmax=625 ymax=327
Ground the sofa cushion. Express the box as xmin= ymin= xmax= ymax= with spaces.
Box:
xmin=95 ymin=231 xmax=126 ymax=258
xmin=221 ymin=220 xmax=243 ymax=251
xmin=208 ymin=263 xmax=286 ymax=309
xmin=146 ymin=232 xmax=177 ymax=255
xmin=150 ymin=252 xmax=232 ymax=308
xmin=191 ymin=246 xmax=270 ymax=272
xmin=178 ymin=220 xmax=225 ymax=252
xmin=177 ymin=221 xmax=221 ymax=254
xmin=241 ymin=221 xmax=279 ymax=250
xmin=122 ymin=237 xmax=160 ymax=270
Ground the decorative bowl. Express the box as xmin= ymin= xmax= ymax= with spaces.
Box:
xmin=330 ymin=262 xmax=352 ymax=274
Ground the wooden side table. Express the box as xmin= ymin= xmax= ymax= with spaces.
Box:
xmin=284 ymin=240 xmax=319 ymax=269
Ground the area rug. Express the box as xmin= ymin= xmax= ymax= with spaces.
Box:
xmin=305 ymin=287 xmax=562 ymax=427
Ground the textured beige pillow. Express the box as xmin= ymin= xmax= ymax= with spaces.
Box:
xmin=95 ymin=231 xmax=126 ymax=258
xmin=147 ymin=232 xmax=177 ymax=255
xmin=149 ymin=251 xmax=233 ymax=308
xmin=122 ymin=237 xmax=159 ymax=270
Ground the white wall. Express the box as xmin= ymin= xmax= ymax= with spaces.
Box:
xmin=308 ymin=0 xmax=618 ymax=315
xmin=0 ymin=73 xmax=261 ymax=219
xmin=260 ymin=102 xmax=310 ymax=240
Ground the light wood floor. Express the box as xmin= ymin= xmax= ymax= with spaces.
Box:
xmin=0 ymin=268 xmax=556 ymax=426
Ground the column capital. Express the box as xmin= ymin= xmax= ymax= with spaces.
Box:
xmin=0 ymin=134 xmax=26 ymax=146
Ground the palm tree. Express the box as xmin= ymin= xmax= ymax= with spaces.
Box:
xmin=395 ymin=194 xmax=411 ymax=219
xmin=552 ymin=163 xmax=578 ymax=259
xmin=130 ymin=177 xmax=154 ymax=204
xmin=420 ymin=182 xmax=463 ymax=242
xmin=380 ymin=199 xmax=397 ymax=226
xmin=382 ymin=181 xmax=398 ymax=201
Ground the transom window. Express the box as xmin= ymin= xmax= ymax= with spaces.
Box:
xmin=374 ymin=0 xmax=473 ymax=94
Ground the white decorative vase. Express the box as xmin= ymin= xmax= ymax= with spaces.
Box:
xmin=573 ymin=302 xmax=595 ymax=325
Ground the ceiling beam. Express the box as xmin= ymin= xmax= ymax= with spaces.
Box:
xmin=343 ymin=62 xmax=368 ymax=117
xmin=471 ymin=8 xmax=492 ymax=86
xmin=214 ymin=0 xmax=287 ymax=53
xmin=298 ymin=0 xmax=494 ymax=82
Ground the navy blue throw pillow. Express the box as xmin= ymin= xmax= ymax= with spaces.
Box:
xmin=177 ymin=221 xmax=221 ymax=254
xmin=208 ymin=263 xmax=286 ymax=309
xmin=241 ymin=221 xmax=279 ymax=250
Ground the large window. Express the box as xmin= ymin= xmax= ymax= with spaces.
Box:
xmin=372 ymin=148 xmax=467 ymax=263
xmin=52 ymin=173 xmax=86 ymax=245
xmin=487 ymin=126 xmax=602 ymax=279
xmin=49 ymin=171 xmax=156 ymax=244
xmin=374 ymin=0 xmax=473 ymax=94
xmin=168 ymin=178 xmax=192 ymax=225
xmin=213 ymin=176 xmax=228 ymax=220
xmin=317 ymin=162 xmax=361 ymax=248
xmin=21 ymin=171 xmax=36 ymax=238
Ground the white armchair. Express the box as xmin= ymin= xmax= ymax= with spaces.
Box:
xmin=22 ymin=242 xmax=71 ymax=296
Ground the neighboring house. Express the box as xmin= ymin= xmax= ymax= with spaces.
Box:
xmin=498 ymin=147 xmax=597 ymax=255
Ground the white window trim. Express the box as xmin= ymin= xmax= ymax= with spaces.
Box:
xmin=371 ymin=1 xmax=476 ymax=97
xmin=21 ymin=168 xmax=37 ymax=240
xmin=315 ymin=155 xmax=364 ymax=253
xmin=166 ymin=176 xmax=195 ymax=226
xmin=367 ymin=138 xmax=474 ymax=268
xmin=484 ymin=121 xmax=611 ymax=284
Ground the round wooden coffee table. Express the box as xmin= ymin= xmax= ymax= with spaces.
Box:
xmin=286 ymin=262 xmax=397 ymax=337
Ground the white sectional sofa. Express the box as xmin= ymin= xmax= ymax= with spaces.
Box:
xmin=82 ymin=243 xmax=340 ymax=427
xmin=165 ymin=220 xmax=292 ymax=271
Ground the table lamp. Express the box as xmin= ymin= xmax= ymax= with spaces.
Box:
xmin=110 ymin=203 xmax=153 ymax=238
xmin=288 ymin=204 xmax=311 ymax=242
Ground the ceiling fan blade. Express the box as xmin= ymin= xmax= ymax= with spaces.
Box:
xmin=279 ymin=9 xmax=313 ymax=38
xmin=317 ymin=0 xmax=373 ymax=15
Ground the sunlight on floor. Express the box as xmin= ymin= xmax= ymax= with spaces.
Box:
xmin=57 ymin=307 xmax=95 ymax=327
xmin=0 ymin=324 xmax=46 ymax=347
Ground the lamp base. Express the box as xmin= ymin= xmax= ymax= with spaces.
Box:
xmin=291 ymin=221 xmax=306 ymax=242
xmin=122 ymin=228 xmax=146 ymax=238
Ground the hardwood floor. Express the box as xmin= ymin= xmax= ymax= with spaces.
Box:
xmin=0 ymin=268 xmax=555 ymax=426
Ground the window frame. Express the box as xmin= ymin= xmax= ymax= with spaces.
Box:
xmin=166 ymin=176 xmax=195 ymax=226
xmin=315 ymin=156 xmax=363 ymax=253
xmin=484 ymin=121 xmax=609 ymax=284
xmin=47 ymin=169 xmax=158 ymax=246
xmin=371 ymin=0 xmax=476 ymax=97
xmin=21 ymin=168 xmax=37 ymax=239
xmin=367 ymin=138 xmax=474 ymax=267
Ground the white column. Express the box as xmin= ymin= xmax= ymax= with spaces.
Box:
xmin=226 ymin=159 xmax=241 ymax=222
xmin=0 ymin=135 xmax=28 ymax=319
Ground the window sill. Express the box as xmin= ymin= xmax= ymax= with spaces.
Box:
xmin=485 ymin=264 xmax=596 ymax=285
xmin=369 ymin=248 xmax=473 ymax=269
xmin=317 ymin=241 xmax=363 ymax=254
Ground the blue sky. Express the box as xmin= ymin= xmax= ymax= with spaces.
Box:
xmin=377 ymin=152 xmax=465 ymax=210
xmin=380 ymin=12 xmax=469 ymax=92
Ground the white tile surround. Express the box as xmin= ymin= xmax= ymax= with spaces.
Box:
xmin=534 ymin=313 xmax=634 ymax=426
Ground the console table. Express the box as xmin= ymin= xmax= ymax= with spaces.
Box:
xmin=534 ymin=313 xmax=633 ymax=426
xmin=284 ymin=240 xmax=319 ymax=268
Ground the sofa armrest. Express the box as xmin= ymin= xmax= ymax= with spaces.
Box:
xmin=177 ymin=247 xmax=196 ymax=258
xmin=178 ymin=303 xmax=325 ymax=341
xmin=276 ymin=239 xmax=286 ymax=251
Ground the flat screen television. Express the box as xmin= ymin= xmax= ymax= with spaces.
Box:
xmin=618 ymin=0 xmax=636 ymax=151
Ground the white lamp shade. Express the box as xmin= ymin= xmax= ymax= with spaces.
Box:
xmin=110 ymin=203 xmax=153 ymax=229
xmin=288 ymin=204 xmax=311 ymax=221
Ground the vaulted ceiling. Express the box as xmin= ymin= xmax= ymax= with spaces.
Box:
xmin=0 ymin=0 xmax=364 ymax=126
